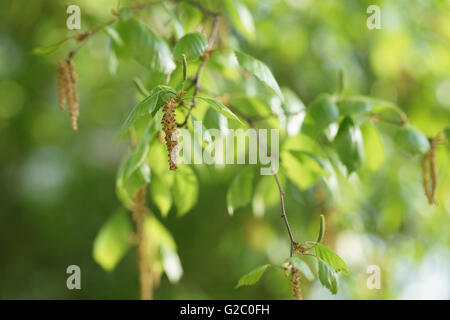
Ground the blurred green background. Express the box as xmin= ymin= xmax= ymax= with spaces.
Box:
xmin=0 ymin=0 xmax=449 ymax=299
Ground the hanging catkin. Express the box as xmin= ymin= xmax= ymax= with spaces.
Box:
xmin=161 ymin=97 xmax=179 ymax=170
xmin=422 ymin=135 xmax=440 ymax=204
xmin=57 ymin=59 xmax=79 ymax=131
xmin=291 ymin=267 xmax=303 ymax=300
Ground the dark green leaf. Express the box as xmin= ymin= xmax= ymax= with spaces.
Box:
xmin=173 ymin=32 xmax=208 ymax=61
xmin=235 ymin=264 xmax=271 ymax=288
xmin=120 ymin=85 xmax=176 ymax=137
xmin=302 ymin=94 xmax=339 ymax=136
xmin=334 ymin=116 xmax=364 ymax=173
xmin=234 ymin=51 xmax=284 ymax=101
xmin=318 ymin=260 xmax=338 ymax=295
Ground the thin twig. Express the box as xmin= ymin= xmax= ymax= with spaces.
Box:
xmin=227 ymin=104 xmax=297 ymax=257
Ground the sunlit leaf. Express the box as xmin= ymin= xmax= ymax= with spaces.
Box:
xmin=337 ymin=96 xmax=373 ymax=116
xmin=173 ymin=32 xmax=208 ymax=61
xmin=394 ymin=125 xmax=430 ymax=155
xmin=361 ymin=121 xmax=385 ymax=171
xmin=172 ymin=165 xmax=198 ymax=216
xmin=315 ymin=244 xmax=348 ymax=275
xmin=224 ymin=0 xmax=255 ymax=40
xmin=93 ymin=209 xmax=132 ymax=272
xmin=288 ymin=257 xmax=314 ymax=281
xmin=281 ymin=150 xmax=328 ymax=190
xmin=149 ymin=173 xmax=172 ymax=217
xmin=234 ymin=51 xmax=284 ymax=101
xmin=114 ymin=18 xmax=175 ymax=74
xmin=198 ymin=96 xmax=242 ymax=123
xmin=235 ymin=264 xmax=271 ymax=288
xmin=227 ymin=167 xmax=255 ymax=215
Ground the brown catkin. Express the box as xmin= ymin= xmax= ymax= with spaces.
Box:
xmin=161 ymin=97 xmax=178 ymax=170
xmin=291 ymin=267 xmax=303 ymax=300
xmin=57 ymin=59 xmax=79 ymax=131
xmin=132 ymin=186 xmax=153 ymax=300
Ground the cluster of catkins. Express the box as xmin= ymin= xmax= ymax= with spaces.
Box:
xmin=161 ymin=97 xmax=179 ymax=170
xmin=57 ymin=59 xmax=79 ymax=130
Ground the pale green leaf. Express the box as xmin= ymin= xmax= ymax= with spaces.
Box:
xmin=288 ymin=257 xmax=314 ymax=281
xmin=281 ymin=150 xmax=328 ymax=190
xmin=227 ymin=167 xmax=255 ymax=215
xmin=149 ymin=173 xmax=172 ymax=217
xmin=197 ymin=97 xmax=242 ymax=123
xmin=315 ymin=243 xmax=348 ymax=275
xmin=172 ymin=165 xmax=198 ymax=216
xmin=394 ymin=125 xmax=430 ymax=155
xmin=235 ymin=264 xmax=271 ymax=288
xmin=361 ymin=121 xmax=385 ymax=171
xmin=93 ymin=209 xmax=132 ymax=272
xmin=234 ymin=51 xmax=284 ymax=101
xmin=114 ymin=18 xmax=175 ymax=74
xmin=224 ymin=0 xmax=255 ymax=40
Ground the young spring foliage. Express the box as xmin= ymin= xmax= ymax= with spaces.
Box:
xmin=38 ymin=0 xmax=449 ymax=300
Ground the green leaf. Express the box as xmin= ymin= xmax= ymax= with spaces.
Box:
xmin=281 ymin=150 xmax=328 ymax=190
xmin=234 ymin=51 xmax=284 ymax=101
xmin=197 ymin=97 xmax=242 ymax=123
xmin=315 ymin=244 xmax=348 ymax=275
xmin=227 ymin=167 xmax=255 ymax=215
xmin=116 ymin=152 xmax=151 ymax=209
xmin=173 ymin=32 xmax=208 ymax=61
xmin=334 ymin=116 xmax=364 ymax=173
xmin=224 ymin=0 xmax=255 ymax=40
xmin=120 ymin=85 xmax=176 ymax=137
xmin=288 ymin=257 xmax=314 ymax=281
xmin=124 ymin=125 xmax=152 ymax=178
xmin=235 ymin=264 xmax=271 ymax=288
xmin=172 ymin=165 xmax=198 ymax=216
xmin=445 ymin=125 xmax=450 ymax=142
xmin=318 ymin=260 xmax=338 ymax=295
xmin=114 ymin=18 xmax=175 ymax=74
xmin=32 ymin=40 xmax=65 ymax=56
xmin=337 ymin=96 xmax=373 ymax=116
xmin=143 ymin=215 xmax=177 ymax=250
xmin=149 ymin=173 xmax=172 ymax=217
xmin=361 ymin=121 xmax=385 ymax=171
xmin=302 ymin=94 xmax=339 ymax=136
xmin=394 ymin=125 xmax=430 ymax=155
xmin=93 ymin=209 xmax=132 ymax=272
